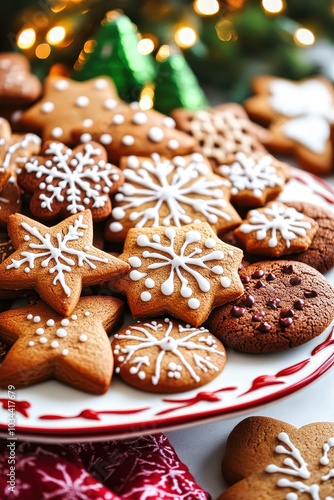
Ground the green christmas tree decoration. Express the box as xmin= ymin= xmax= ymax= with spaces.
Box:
xmin=73 ymin=11 xmax=156 ymax=101
xmin=152 ymin=45 xmax=208 ymax=115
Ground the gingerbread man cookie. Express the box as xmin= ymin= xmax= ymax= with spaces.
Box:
xmin=244 ymin=76 xmax=334 ymax=175
xmin=0 ymin=210 xmax=130 ymax=316
xmin=105 ymin=152 xmax=241 ymax=243
xmin=17 ymin=140 xmax=124 ymax=222
xmin=109 ymin=222 xmax=244 ymax=327
xmin=18 ymin=76 xmax=121 ymax=144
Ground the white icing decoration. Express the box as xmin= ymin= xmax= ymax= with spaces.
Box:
xmin=148 ymin=127 xmax=164 ymax=142
xmin=219 ymin=153 xmax=283 ymax=199
xmin=6 ymin=214 xmax=109 ymax=297
xmin=239 ymin=203 xmax=312 ymax=248
xmin=128 ymin=226 xmax=231 ymax=308
xmin=28 ymin=341 xmax=34 ymax=347
xmin=167 ymin=139 xmax=179 ymax=150
xmin=51 ymin=127 xmax=63 ymax=138
xmin=100 ymin=134 xmax=112 ymax=144
xmin=80 ymin=133 xmax=92 ymax=143
xmin=51 ymin=340 xmax=59 ymax=348
xmin=112 ymin=114 xmax=125 ymax=125
xmin=75 ymin=96 xmax=90 ymax=108
xmin=109 ymin=153 xmax=233 ymax=231
xmin=54 ymin=79 xmax=69 ymax=91
xmin=283 ymin=116 xmax=330 ymax=154
xmin=41 ymin=102 xmax=55 ymax=114
xmin=132 ymin=112 xmax=148 ymax=125
xmin=103 ymin=99 xmax=117 ymax=110
xmin=122 ymin=135 xmax=135 ymax=146
xmin=93 ymin=79 xmax=108 ymax=90
xmin=163 ymin=117 xmax=176 ymax=129
xmin=24 ymin=142 xmax=119 ymax=214
xmin=62 ymin=349 xmax=69 ymax=356
xmin=56 ymin=328 xmax=67 ymax=338
xmin=82 ymin=119 xmax=93 ymax=127
xmin=1 ymin=133 xmax=41 ymax=170
xmin=39 ymin=337 xmax=47 ymax=344
xmin=114 ymin=319 xmax=224 ymax=385
xmin=266 ymin=431 xmax=334 ymax=499
xmin=79 ymin=334 xmax=88 ymax=342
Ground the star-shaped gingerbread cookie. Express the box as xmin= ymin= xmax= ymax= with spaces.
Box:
xmin=244 ymin=75 xmax=334 ymax=175
xmin=109 ymin=222 xmax=244 ymax=326
xmin=72 ymin=102 xmax=197 ymax=164
xmin=0 ymin=295 xmax=124 ymax=394
xmin=17 ymin=140 xmax=124 ymax=222
xmin=0 ymin=210 xmax=130 ymax=316
xmin=18 ymin=76 xmax=121 ymax=144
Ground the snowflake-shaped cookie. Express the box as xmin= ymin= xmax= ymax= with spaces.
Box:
xmin=0 ymin=210 xmax=130 ymax=316
xmin=234 ymin=201 xmax=318 ymax=257
xmin=105 ymin=152 xmax=241 ymax=242
xmin=0 ymin=295 xmax=124 ymax=393
xmin=220 ymin=416 xmax=334 ymax=500
xmin=217 ymin=151 xmax=287 ymax=207
xmin=112 ymin=317 xmax=226 ymax=392
xmin=109 ymin=222 xmax=244 ymax=326
xmin=17 ymin=140 xmax=124 ymax=221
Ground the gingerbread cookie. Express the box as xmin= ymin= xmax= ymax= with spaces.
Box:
xmin=219 ymin=416 xmax=334 ymax=499
xmin=0 ymin=177 xmax=22 ymax=227
xmin=0 ymin=210 xmax=130 ymax=316
xmin=244 ymin=76 xmax=334 ymax=175
xmin=206 ymin=260 xmax=334 ymax=353
xmin=234 ymin=201 xmax=318 ymax=258
xmin=108 ymin=222 xmax=244 ymax=327
xmin=0 ymin=295 xmax=124 ymax=394
xmin=18 ymin=76 xmax=121 ymax=144
xmin=72 ymin=102 xmax=197 ymax=164
xmin=0 ymin=53 xmax=42 ymax=107
xmin=112 ymin=317 xmax=226 ymax=393
xmin=0 ymin=117 xmax=41 ymax=188
xmin=17 ymin=140 xmax=124 ymax=222
xmin=171 ymin=103 xmax=269 ymax=168
xmin=216 ymin=151 xmax=288 ymax=208
xmin=105 ymin=152 xmax=241 ymax=243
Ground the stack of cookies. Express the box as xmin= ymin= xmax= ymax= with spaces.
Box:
xmin=0 ymin=51 xmax=334 ymax=396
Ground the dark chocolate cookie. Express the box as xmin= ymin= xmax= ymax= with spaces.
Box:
xmin=206 ymin=260 xmax=334 ymax=353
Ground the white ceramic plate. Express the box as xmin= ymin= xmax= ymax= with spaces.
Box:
xmin=1 ymin=168 xmax=334 ymax=443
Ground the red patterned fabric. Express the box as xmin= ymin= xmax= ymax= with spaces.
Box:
xmin=0 ymin=433 xmax=210 ymax=499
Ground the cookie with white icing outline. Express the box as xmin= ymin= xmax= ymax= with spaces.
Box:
xmin=18 ymin=76 xmax=121 ymax=144
xmin=72 ymin=102 xmax=197 ymax=164
xmin=108 ymin=222 xmax=244 ymax=327
xmin=0 ymin=209 xmax=130 ymax=316
xmin=206 ymin=260 xmax=334 ymax=353
xmin=105 ymin=152 xmax=241 ymax=243
xmin=171 ymin=103 xmax=269 ymax=168
xmin=219 ymin=416 xmax=334 ymax=500
xmin=112 ymin=317 xmax=226 ymax=393
xmin=0 ymin=295 xmax=124 ymax=394
xmin=244 ymin=75 xmax=334 ymax=175
xmin=216 ymin=151 xmax=288 ymax=208
xmin=17 ymin=140 xmax=124 ymax=222
xmin=234 ymin=201 xmax=318 ymax=258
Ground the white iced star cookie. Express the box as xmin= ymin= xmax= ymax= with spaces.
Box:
xmin=219 ymin=416 xmax=334 ymax=500
xmin=0 ymin=210 xmax=130 ymax=316
xmin=112 ymin=317 xmax=226 ymax=393
xmin=234 ymin=201 xmax=318 ymax=257
xmin=108 ymin=222 xmax=244 ymax=327
xmin=105 ymin=152 xmax=241 ymax=242
xmin=244 ymin=75 xmax=334 ymax=175
xmin=17 ymin=140 xmax=124 ymax=222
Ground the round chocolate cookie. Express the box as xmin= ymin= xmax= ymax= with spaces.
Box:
xmin=206 ymin=260 xmax=334 ymax=353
